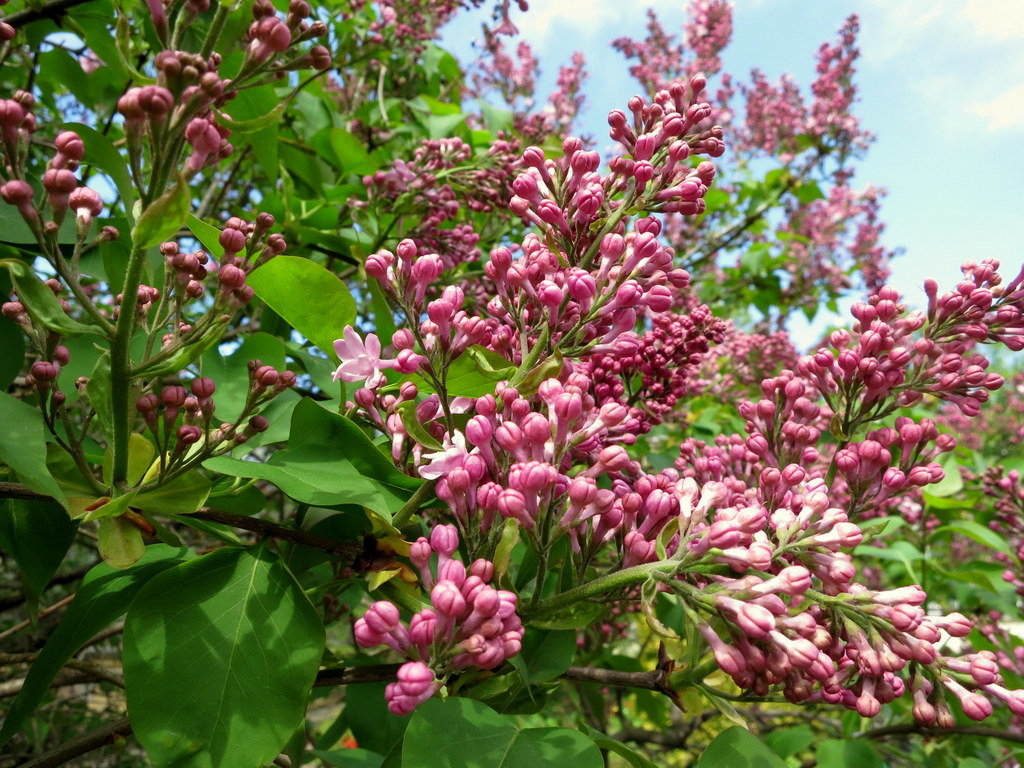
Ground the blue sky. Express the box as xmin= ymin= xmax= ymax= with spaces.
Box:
xmin=442 ymin=0 xmax=1024 ymax=322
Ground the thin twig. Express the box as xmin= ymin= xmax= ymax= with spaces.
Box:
xmin=1 ymin=0 xmax=95 ymax=27
xmin=16 ymin=716 xmax=132 ymax=768
xmin=857 ymin=723 xmax=1024 ymax=745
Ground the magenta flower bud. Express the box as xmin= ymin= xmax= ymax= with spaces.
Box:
xmin=431 ymin=580 xmax=467 ymax=617
xmin=353 ymin=619 xmax=385 ymax=648
xmin=394 ymin=349 xmax=425 ymax=374
xmin=595 ymin=402 xmax=627 ymax=428
xmin=43 ymin=168 xmax=76 ymax=194
xmin=566 ymin=269 xmax=597 ymax=301
xmin=1 ymin=180 xmax=34 ymax=207
xmin=497 ymin=488 xmax=529 ymax=524
xmin=960 ymin=693 xmax=993 ymax=721
xmin=30 ymin=360 xmax=59 ymax=382
xmin=396 ymin=661 xmax=435 ymax=696
xmin=412 ymin=254 xmax=444 ymax=285
xmin=162 ymin=385 xmax=187 ymax=408
xmin=522 ymin=146 xmax=546 ymax=168
xmin=247 ymin=415 xmax=269 ymax=433
xmin=437 ymin=558 xmax=466 ymax=587
xmin=218 ymin=264 xmax=247 ymax=291
xmin=537 ymin=280 xmax=564 ymax=307
xmin=391 ymin=328 xmax=415 ymax=350
xmin=363 ymin=601 xmax=400 ymax=634
xmin=522 ymin=413 xmax=551 ymax=444
xmin=176 ymin=425 xmax=203 ymax=445
xmin=409 ymin=537 xmax=431 ymax=568
xmin=409 ymin=609 xmax=437 ymax=648
xmin=596 ymin=445 xmax=630 ymax=472
xmin=469 ymin=558 xmax=494 ymax=582
xmin=429 ymin=524 xmax=459 ymax=557
xmin=465 ymin=415 xmax=493 ymax=447
xmin=219 ymin=227 xmax=246 ymax=254
xmin=644 ymin=285 xmax=673 ymax=312
xmin=190 ymin=377 xmax=216 ymax=398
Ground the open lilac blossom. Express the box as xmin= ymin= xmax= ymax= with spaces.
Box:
xmin=332 ymin=325 xmax=395 ymax=388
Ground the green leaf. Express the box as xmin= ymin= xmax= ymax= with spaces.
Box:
xmin=123 ymin=546 xmax=326 ymax=768
xmin=134 ymin=471 xmax=212 ymax=515
xmin=814 ymin=739 xmax=884 ymax=768
xmin=344 ymin=682 xmax=409 ymax=756
xmin=86 ymin=351 xmax=114 ymax=441
xmin=397 ymin=400 xmax=443 ymax=450
xmin=511 ymin=629 xmax=576 ymax=685
xmin=329 ymin=129 xmax=377 ymax=175
xmin=937 ymin=520 xmax=1012 ymax=556
xmin=0 ymin=498 xmax=77 ymax=598
xmin=924 ymin=453 xmax=964 ymax=497
xmin=97 ymin=515 xmax=145 ymax=569
xmin=203 ymin=445 xmax=407 ymax=516
xmin=0 ymin=392 xmax=68 ymax=508
xmin=576 ymin=726 xmax=657 ymax=768
xmin=763 ymin=725 xmax=813 ymax=759
xmin=0 ymin=308 xmax=25 ymax=389
xmin=102 ymin=432 xmax=155 ymax=487
xmin=186 ymin=213 xmax=226 ymax=259
xmin=0 ymin=259 xmax=100 ymax=336
xmin=792 ymin=181 xmax=824 ymax=204
xmin=403 ymin=698 xmax=602 ymax=768
xmin=248 ymin=256 xmax=356 ymax=357
xmin=0 ymin=545 xmax=191 ymax=746
xmin=132 ymin=177 xmax=190 ymax=251
xmin=309 ymin=748 xmax=383 ymax=768
xmin=697 ymin=727 xmax=787 ymax=768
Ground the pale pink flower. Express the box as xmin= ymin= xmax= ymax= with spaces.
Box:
xmin=419 ymin=432 xmax=469 ymax=480
xmin=332 ymin=325 xmax=395 ymax=388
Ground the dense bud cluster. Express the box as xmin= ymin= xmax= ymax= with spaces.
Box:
xmin=355 ymin=525 xmax=523 ymax=714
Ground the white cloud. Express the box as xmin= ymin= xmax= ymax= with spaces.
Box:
xmin=963 ymin=0 xmax=1024 ymax=41
xmin=513 ymin=0 xmax=680 ymax=43
xmin=973 ymin=82 xmax=1024 ymax=132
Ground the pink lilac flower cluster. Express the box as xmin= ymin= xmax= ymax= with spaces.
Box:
xmin=737 ymin=15 xmax=871 ymax=161
xmin=939 ymin=371 xmax=1024 ymax=455
xmin=798 ymin=261 xmax=1024 ymax=423
xmin=981 ymin=467 xmax=1024 ymax=597
xmin=471 ymin=29 xmax=589 ymax=143
xmin=609 ymin=466 xmax=1024 ymax=724
xmin=361 ymin=137 xmax=521 ymax=269
xmin=580 ymin=298 xmax=726 ymax=434
xmin=776 ymin=183 xmax=893 ymax=307
xmin=612 ymin=3 xmax=732 ymax=94
xmin=363 ymin=0 xmax=524 ymax=48
xmin=354 ymin=525 xmax=523 ymax=714
xmin=693 ymin=324 xmax=800 ymax=402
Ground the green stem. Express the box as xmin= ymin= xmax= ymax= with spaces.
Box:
xmin=390 ymin=479 xmax=436 ymax=528
xmin=109 ymin=246 xmax=147 ymax=489
xmin=198 ymin=2 xmax=231 ymax=59
xmin=524 ymin=561 xmax=668 ymax=622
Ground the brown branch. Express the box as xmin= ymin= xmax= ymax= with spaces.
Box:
xmin=189 ymin=508 xmax=362 ymax=559
xmin=1 ymin=0 xmax=95 ymax=28
xmin=562 ymin=665 xmax=669 ymax=692
xmin=0 ymin=593 xmax=75 ymax=642
xmin=16 ymin=716 xmax=132 ymax=768
xmin=0 ymin=482 xmax=362 ymax=561
xmin=858 ymin=723 xmax=1024 ymax=745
